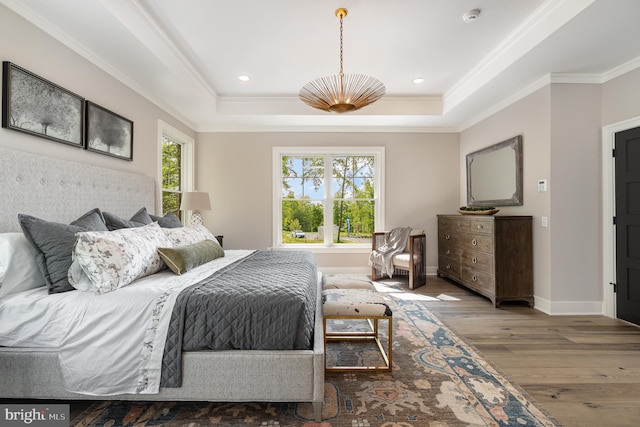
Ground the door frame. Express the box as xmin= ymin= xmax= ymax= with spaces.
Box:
xmin=602 ymin=116 xmax=640 ymax=318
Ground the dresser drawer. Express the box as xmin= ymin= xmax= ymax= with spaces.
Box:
xmin=438 ymin=228 xmax=461 ymax=247
xmin=469 ymin=220 xmax=494 ymax=235
xmin=461 ymin=265 xmax=495 ymax=293
xmin=439 ymin=217 xmax=470 ymax=232
xmin=439 ymin=244 xmax=461 ymax=258
xmin=438 ymin=255 xmax=460 ymax=277
xmin=461 ymin=250 xmax=494 ymax=274
xmin=460 ymin=233 xmax=494 ymax=253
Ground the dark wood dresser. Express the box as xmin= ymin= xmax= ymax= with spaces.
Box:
xmin=437 ymin=214 xmax=533 ymax=307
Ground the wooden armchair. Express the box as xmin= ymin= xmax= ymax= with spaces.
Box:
xmin=371 ymin=229 xmax=426 ymax=289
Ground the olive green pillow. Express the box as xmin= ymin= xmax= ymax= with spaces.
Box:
xmin=157 ymin=239 xmax=224 ymax=275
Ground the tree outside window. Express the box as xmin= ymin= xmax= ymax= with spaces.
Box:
xmin=162 ymin=136 xmax=182 ymax=219
xmin=276 ymin=147 xmax=383 ymax=247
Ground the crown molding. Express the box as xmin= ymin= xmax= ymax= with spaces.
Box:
xmin=602 ymin=55 xmax=640 ymax=83
xmin=195 ymin=123 xmax=460 ymax=133
xmin=549 ymin=73 xmax=603 ymax=84
xmin=0 ymin=0 xmax=199 ymax=130
xmin=444 ymin=0 xmax=596 ymax=114
xmin=100 ymin=0 xmax=218 ymax=102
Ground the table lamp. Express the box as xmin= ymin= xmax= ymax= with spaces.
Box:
xmin=180 ymin=191 xmax=211 ymax=225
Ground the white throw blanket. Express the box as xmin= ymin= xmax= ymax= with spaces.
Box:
xmin=369 ymin=227 xmax=412 ymax=278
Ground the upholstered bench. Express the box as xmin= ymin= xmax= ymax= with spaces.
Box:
xmin=322 ymin=274 xmax=377 ymax=291
xmin=322 ymin=288 xmax=392 ymax=371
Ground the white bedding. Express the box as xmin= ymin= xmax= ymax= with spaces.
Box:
xmin=0 ymin=250 xmax=253 ymax=396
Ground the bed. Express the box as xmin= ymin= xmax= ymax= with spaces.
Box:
xmin=0 ymin=147 xmax=325 ymax=421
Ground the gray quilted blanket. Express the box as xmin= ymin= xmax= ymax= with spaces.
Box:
xmin=161 ymin=250 xmax=317 ymax=387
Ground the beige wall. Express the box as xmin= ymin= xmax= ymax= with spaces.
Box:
xmin=0 ymin=5 xmax=195 ymax=213
xmin=460 ymin=87 xmax=553 ymax=302
xmin=549 ymin=84 xmax=602 ymax=303
xmin=195 ymin=132 xmax=460 ymax=271
xmin=461 ymin=72 xmax=640 ymax=314
xmin=602 ymin=67 xmax=640 ymax=125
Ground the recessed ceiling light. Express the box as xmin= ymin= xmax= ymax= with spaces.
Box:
xmin=238 ymin=75 xmax=250 ymax=82
xmin=412 ymin=77 xmax=425 ymax=85
xmin=463 ymin=9 xmax=481 ymax=23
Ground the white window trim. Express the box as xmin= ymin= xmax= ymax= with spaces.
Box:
xmin=272 ymin=146 xmax=385 ymax=253
xmin=157 ymin=120 xmax=195 ymax=217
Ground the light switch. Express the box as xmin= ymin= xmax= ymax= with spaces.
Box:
xmin=538 ymin=179 xmax=547 ymax=192
xmin=541 ymin=216 xmax=548 ymax=228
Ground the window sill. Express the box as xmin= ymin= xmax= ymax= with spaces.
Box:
xmin=272 ymin=244 xmax=371 ymax=254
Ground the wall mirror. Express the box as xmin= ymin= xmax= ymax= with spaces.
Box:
xmin=466 ymin=135 xmax=523 ymax=206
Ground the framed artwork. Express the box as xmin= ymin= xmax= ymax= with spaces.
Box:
xmin=1 ymin=62 xmax=84 ymax=147
xmin=85 ymin=101 xmax=133 ymax=160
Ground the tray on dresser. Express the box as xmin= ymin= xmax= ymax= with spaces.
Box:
xmin=457 ymin=209 xmax=500 ymax=215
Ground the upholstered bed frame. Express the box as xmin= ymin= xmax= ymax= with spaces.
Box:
xmin=0 ymin=147 xmax=324 ymax=421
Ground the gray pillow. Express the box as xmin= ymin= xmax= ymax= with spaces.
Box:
xmin=103 ymin=208 xmax=150 ymax=230
xmin=104 ymin=207 xmax=182 ymax=229
xmin=18 ymin=208 xmax=108 ymax=294
xmin=150 ymin=212 xmax=182 ymax=228
xmin=130 ymin=207 xmax=154 ymax=225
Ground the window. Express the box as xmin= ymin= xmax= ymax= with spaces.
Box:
xmin=159 ymin=121 xmax=194 ymax=220
xmin=273 ymin=147 xmax=385 ymax=249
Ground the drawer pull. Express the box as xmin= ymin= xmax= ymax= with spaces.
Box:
xmin=472 ymin=274 xmax=478 ymax=282
xmin=472 ymin=238 xmax=477 ymax=246
xmin=477 ymin=224 xmax=483 ymax=230
xmin=445 ymin=234 xmax=450 ymax=240
xmin=472 ymin=256 xmax=478 ymax=264
xmin=445 ymin=264 xmax=451 ymax=270
xmin=446 ymin=249 xmax=451 ymax=255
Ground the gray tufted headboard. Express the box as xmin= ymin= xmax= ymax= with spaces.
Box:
xmin=0 ymin=147 xmax=156 ymax=232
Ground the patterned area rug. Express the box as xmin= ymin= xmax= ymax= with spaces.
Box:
xmin=72 ymin=279 xmax=558 ymax=427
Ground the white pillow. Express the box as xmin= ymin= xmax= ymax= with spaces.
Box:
xmin=163 ymin=225 xmax=219 ymax=247
xmin=0 ymin=233 xmax=46 ymax=297
xmin=69 ymin=222 xmax=171 ymax=294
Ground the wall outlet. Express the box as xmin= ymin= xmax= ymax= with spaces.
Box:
xmin=541 ymin=216 xmax=548 ymax=228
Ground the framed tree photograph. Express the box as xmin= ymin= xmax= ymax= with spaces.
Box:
xmin=2 ymin=62 xmax=84 ymax=147
xmin=85 ymin=101 xmax=133 ymax=160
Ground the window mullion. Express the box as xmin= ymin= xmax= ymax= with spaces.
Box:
xmin=324 ymin=153 xmax=333 ymax=246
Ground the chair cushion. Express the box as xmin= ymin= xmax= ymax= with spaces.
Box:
xmin=322 ymin=289 xmax=392 ymax=316
xmin=392 ymin=253 xmax=412 ymax=269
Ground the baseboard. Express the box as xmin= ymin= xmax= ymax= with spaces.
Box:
xmin=534 ymin=296 xmax=604 ymax=315
xmin=319 ymin=266 xmax=439 ymax=276
xmin=319 ymin=267 xmax=371 ymax=275
xmin=318 ymin=267 xmax=606 ymax=316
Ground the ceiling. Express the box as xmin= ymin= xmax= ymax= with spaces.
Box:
xmin=3 ymin=0 xmax=640 ymax=132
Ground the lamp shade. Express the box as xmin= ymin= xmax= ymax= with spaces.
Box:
xmin=180 ymin=192 xmax=211 ymax=211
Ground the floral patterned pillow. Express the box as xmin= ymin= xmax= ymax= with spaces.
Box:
xmin=69 ymin=222 xmax=171 ymax=294
xmin=163 ymin=225 xmax=219 ymax=247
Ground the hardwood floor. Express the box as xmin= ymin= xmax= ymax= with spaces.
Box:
xmin=406 ymin=275 xmax=640 ymax=427
xmin=6 ymin=275 xmax=640 ymax=426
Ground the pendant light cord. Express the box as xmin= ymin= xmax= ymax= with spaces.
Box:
xmin=339 ymin=12 xmax=344 ymax=78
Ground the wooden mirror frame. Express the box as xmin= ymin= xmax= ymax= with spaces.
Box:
xmin=466 ymin=135 xmax=523 ymax=207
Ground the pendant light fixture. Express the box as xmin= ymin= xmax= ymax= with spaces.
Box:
xmin=299 ymin=8 xmax=385 ymax=113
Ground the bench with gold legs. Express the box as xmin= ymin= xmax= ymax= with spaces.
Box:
xmin=322 ymin=287 xmax=393 ymax=371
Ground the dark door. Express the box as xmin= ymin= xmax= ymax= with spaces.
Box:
xmin=615 ymin=126 xmax=640 ymax=326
